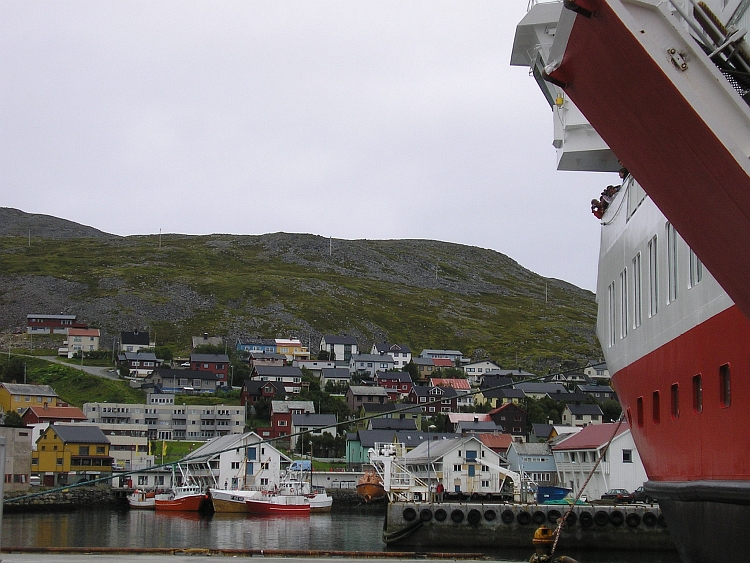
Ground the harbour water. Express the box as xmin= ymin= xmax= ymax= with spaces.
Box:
xmin=1 ymin=507 xmax=682 ymax=563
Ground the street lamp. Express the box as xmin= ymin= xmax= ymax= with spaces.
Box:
xmin=427 ymin=424 xmax=436 ymax=501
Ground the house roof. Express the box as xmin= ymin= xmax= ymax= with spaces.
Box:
xmin=354 ymin=429 xmax=400 ymax=448
xmin=67 ymin=328 xmax=100 ymax=337
xmin=419 ymin=349 xmax=463 ymax=357
xmin=121 ymin=330 xmax=149 ymax=345
xmin=516 ymin=382 xmax=569 ymax=395
xmin=191 ymin=353 xmax=230 ymax=363
xmin=432 ymin=358 xmax=454 ymax=368
xmin=23 ymin=405 xmax=87 ymax=421
xmin=249 ymin=352 xmax=287 ymax=360
xmin=322 ymin=335 xmax=358 ymax=345
xmin=27 ymin=313 xmax=77 ymax=320
xmin=565 ymin=403 xmax=604 ymax=416
xmin=275 ymin=338 xmax=302 ymax=346
xmin=456 ymin=421 xmax=500 ymax=432
xmin=243 ymin=380 xmax=283 ymax=394
xmin=351 ymin=354 xmax=395 ymax=363
xmin=360 ymin=402 xmax=421 ymax=415
xmin=548 ymin=391 xmax=588 ymax=403
xmin=292 ymin=413 xmax=337 ymax=427
xmin=192 ymin=335 xmax=223 ymax=348
xmin=479 ymin=375 xmax=515 ymax=390
xmin=396 ymin=431 xmax=461 ymax=450
xmin=430 ymin=378 xmax=470 ymax=390
xmin=405 ymin=435 xmax=483 ymax=460
xmin=489 ymin=402 xmax=527 ymax=415
xmin=375 ymin=371 xmax=411 ymax=383
xmin=0 ymin=383 xmax=58 ymax=397
xmin=321 ymin=367 xmax=351 ymax=379
xmin=238 ymin=338 xmax=276 ymax=346
xmin=552 ymin=423 xmax=628 ymax=451
xmin=477 ymin=433 xmax=514 ymax=452
xmin=185 ymin=431 xmax=289 ymax=462
xmin=577 ymin=385 xmax=615 ymax=393
xmin=50 ymin=423 xmax=109 ymax=444
xmin=532 ymin=423 xmax=555 ymax=439
xmin=373 ymin=342 xmax=412 ymax=354
xmin=253 ymin=365 xmax=304 ymax=377
xmin=412 ymin=357 xmax=434 ymax=367
xmin=482 ymin=387 xmax=526 ymax=400
xmin=348 ymin=385 xmax=389 ymax=397
xmin=369 ymin=418 xmax=417 ymax=431
xmin=271 ymin=400 xmax=315 ymax=414
xmin=511 ymin=441 xmax=553 ymax=456
xmin=448 ymin=413 xmax=491 ymax=423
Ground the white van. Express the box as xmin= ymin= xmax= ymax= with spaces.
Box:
xmin=29 ymin=475 xmax=41 ymax=487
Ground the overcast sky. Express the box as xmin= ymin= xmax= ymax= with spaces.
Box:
xmin=1 ymin=1 xmax=614 ymax=291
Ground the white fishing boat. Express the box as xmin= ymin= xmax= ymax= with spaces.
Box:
xmin=127 ymin=489 xmax=156 ymax=509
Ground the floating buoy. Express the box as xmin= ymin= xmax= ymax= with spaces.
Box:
xmin=532 ymin=525 xmax=555 ymax=545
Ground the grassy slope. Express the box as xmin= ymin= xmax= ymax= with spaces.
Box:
xmin=0 ymin=233 xmax=600 ymax=372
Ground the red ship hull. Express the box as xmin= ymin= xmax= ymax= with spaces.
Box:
xmin=246 ymin=497 xmax=310 ymax=515
xmin=154 ymin=494 xmax=207 ymax=512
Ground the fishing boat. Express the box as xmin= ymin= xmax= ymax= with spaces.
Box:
xmin=512 ymin=2 xmax=750 ymax=561
xmin=244 ymin=462 xmax=332 ymax=514
xmin=127 ymin=489 xmax=156 ymax=509
xmin=356 ymin=470 xmax=386 ymax=503
xmin=154 ymin=464 xmax=208 ymax=512
xmin=245 ymin=487 xmax=311 ymax=515
xmin=209 ymin=487 xmax=261 ymax=513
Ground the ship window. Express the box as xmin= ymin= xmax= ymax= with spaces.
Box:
xmin=608 ymin=281 xmax=616 ymax=348
xmin=671 ymin=384 xmax=680 ymax=420
xmin=667 ymin=223 xmax=679 ymax=303
xmin=633 ymin=253 xmax=642 ymax=329
xmin=620 ymin=268 xmax=628 ymax=339
xmin=689 ymin=249 xmax=703 ymax=288
xmin=689 ymin=374 xmax=702 ymax=415
xmin=652 ymin=391 xmax=661 ymax=424
xmin=720 ymin=363 xmax=731 ymax=408
xmin=648 ymin=236 xmax=658 ymax=317
xmin=636 ymin=397 xmax=644 ymax=428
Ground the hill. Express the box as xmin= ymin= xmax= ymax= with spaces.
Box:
xmin=0 ymin=208 xmax=600 ymax=372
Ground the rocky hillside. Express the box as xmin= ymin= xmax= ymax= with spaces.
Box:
xmin=0 ymin=208 xmax=601 ymax=372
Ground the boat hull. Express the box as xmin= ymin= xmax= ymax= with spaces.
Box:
xmin=356 ymin=483 xmax=386 ymax=503
xmin=209 ymin=489 xmax=260 ymax=513
xmin=154 ymin=494 xmax=207 ymax=512
xmin=246 ymin=495 xmax=311 ymax=515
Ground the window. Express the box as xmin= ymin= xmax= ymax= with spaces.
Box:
xmin=636 ymin=397 xmax=644 ymax=427
xmin=652 ymin=391 xmax=661 ymax=424
xmin=720 ymin=363 xmax=731 ymax=408
xmin=138 ymin=476 xmax=148 ymax=486
xmin=648 ymin=235 xmax=658 ymax=317
xmin=453 ymin=464 xmax=461 ymax=471
xmin=667 ymin=223 xmax=678 ymax=303
xmin=693 ymin=374 xmax=703 ymax=413
xmin=671 ymin=383 xmax=680 ymax=420
xmin=608 ymin=281 xmax=616 ymax=347
xmin=620 ymin=268 xmax=628 ymax=338
xmin=79 ymin=446 xmax=90 ymax=456
xmin=633 ymin=253 xmax=642 ymax=329
xmin=689 ymin=249 xmax=703 ymax=288
xmin=622 ymin=449 xmax=633 ymax=463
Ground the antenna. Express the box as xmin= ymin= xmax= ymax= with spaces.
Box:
xmin=329 ymin=237 xmax=332 ymax=256
xmin=159 ymin=229 xmax=162 ymax=249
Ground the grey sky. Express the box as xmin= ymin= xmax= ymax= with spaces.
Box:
xmin=1 ymin=1 xmax=613 ymax=291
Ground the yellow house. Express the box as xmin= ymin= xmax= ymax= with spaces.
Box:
xmin=0 ymin=383 xmax=60 ymax=414
xmin=32 ymin=423 xmax=112 ymax=487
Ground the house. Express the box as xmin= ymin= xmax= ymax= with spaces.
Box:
xmin=120 ymin=329 xmax=151 ymax=353
xmin=0 ymin=427 xmax=34 ymax=492
xmin=531 ymin=424 xmax=582 ymax=443
xmin=515 ymin=382 xmax=569 ymax=400
xmin=117 ymin=351 xmax=160 ymax=378
xmin=489 ymin=402 xmax=528 ymax=440
xmin=404 ymin=435 xmax=503 ymax=495
xmin=21 ymin=404 xmax=87 ymax=425
xmin=183 ymin=431 xmax=290 ymax=491
xmin=240 ymin=380 xmax=283 ymax=408
xmin=190 ymin=353 xmax=230 ymax=387
xmin=345 ymin=428 xmax=460 ymax=469
xmin=26 ymin=314 xmax=78 ymax=334
xmin=430 ymin=378 xmax=472 ymax=409
xmin=455 ymin=420 xmax=501 ymax=435
xmin=0 ymin=383 xmax=60 ymax=414
xmin=144 ymin=368 xmax=222 ymax=394
xmin=419 ymin=349 xmax=464 ymax=365
xmin=275 ymin=338 xmax=309 ymax=362
xmin=545 ymin=371 xmax=592 ymax=389
xmin=349 ymin=354 xmax=395 ymax=378
xmin=248 ymin=352 xmax=287 ymax=368
xmin=374 ymin=371 xmax=413 ymax=401
xmin=576 ymin=385 xmax=617 ymax=402
xmin=462 ymin=360 xmax=501 ymax=385
xmin=547 ymin=391 xmax=588 ymax=404
xmin=408 ymin=385 xmax=458 ymax=414
xmin=583 ymin=361 xmax=610 ymax=382
xmin=371 ymin=343 xmax=412 ymax=370
xmin=562 ymin=403 xmax=604 ymax=427
xmin=236 ymin=338 xmax=277 ymax=355
xmin=552 ymin=423 xmax=646 ymax=501
xmin=412 ymin=357 xmax=436 ymax=381
xmin=447 ymin=413 xmax=492 ymax=432
xmin=320 ymin=367 xmax=351 ymax=389
xmin=476 ymin=387 xmax=526 ymax=409
xmin=66 ymin=328 xmax=100 ymax=358
xmin=83 ymin=394 xmax=246 ymax=440
xmin=294 ymin=359 xmax=335 ymax=378
xmin=96 ymin=422 xmax=152 ymax=472
xmin=354 ymin=403 xmax=422 ymax=431
xmin=506 ymin=441 xmax=558 ymax=487
xmin=432 ymin=358 xmax=455 ymax=371
xmin=290 ymin=413 xmax=337 ymax=451
xmin=251 ymin=365 xmax=304 ymax=394
xmin=192 ymin=333 xmax=223 ymax=349
xmin=31 ymin=423 xmax=112 ymax=487
xmin=269 ymin=400 xmax=315 ymax=442
xmin=345 ymin=385 xmax=390 ymax=413
xmin=477 ymin=432 xmax=515 ymax=455
xmin=320 ymin=335 xmax=359 ymax=362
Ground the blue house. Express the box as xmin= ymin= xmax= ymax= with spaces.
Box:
xmin=237 ymin=338 xmax=277 ymax=355
xmin=505 ymin=441 xmax=559 ymax=488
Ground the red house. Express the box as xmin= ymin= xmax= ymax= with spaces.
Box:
xmin=489 ymin=402 xmax=528 ymax=440
xmin=22 ymin=404 xmax=88 ymax=425
xmin=26 ymin=314 xmax=82 ymax=335
xmin=190 ymin=353 xmax=230 ymax=386
xmin=240 ymin=380 xmax=283 ymax=407
xmin=266 ymin=400 xmax=315 ymax=442
xmin=374 ymin=371 xmax=413 ymax=401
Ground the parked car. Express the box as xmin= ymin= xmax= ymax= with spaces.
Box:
xmin=180 ymin=362 xmax=190 ymax=367
xmin=600 ymin=488 xmax=634 ymax=503
xmin=633 ymin=485 xmax=658 ymax=503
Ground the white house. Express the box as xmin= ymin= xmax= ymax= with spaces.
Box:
xmin=349 ymin=354 xmax=395 ymax=378
xmin=183 ymin=431 xmax=290 ymax=491
xmin=371 ymin=343 xmax=412 ymax=370
xmin=562 ymin=403 xmax=604 ymax=427
xmin=552 ymin=423 xmax=647 ymax=501
xmin=462 ymin=360 xmax=501 ymax=385
xmin=320 ymin=335 xmax=359 ymax=362
xmin=66 ymin=328 xmax=100 ymax=358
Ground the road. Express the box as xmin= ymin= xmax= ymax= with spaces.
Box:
xmin=36 ymin=356 xmax=119 ymax=380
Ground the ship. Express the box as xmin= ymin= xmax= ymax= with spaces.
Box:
xmin=512 ymin=2 xmax=750 ymax=562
